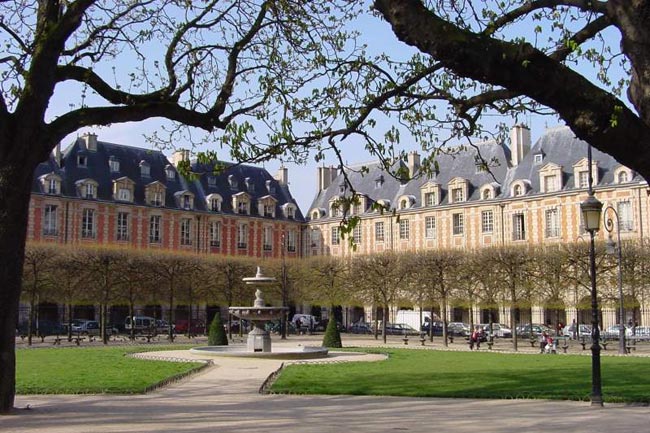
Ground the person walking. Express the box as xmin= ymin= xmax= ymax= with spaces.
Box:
xmin=539 ymin=331 xmax=548 ymax=353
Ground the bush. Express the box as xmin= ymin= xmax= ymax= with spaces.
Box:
xmin=322 ymin=317 xmax=342 ymax=348
xmin=208 ymin=313 xmax=228 ymax=346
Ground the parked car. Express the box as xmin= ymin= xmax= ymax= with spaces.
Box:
xmin=349 ymin=322 xmax=373 ymax=334
xmin=562 ymin=323 xmax=592 ymax=339
xmin=156 ymin=320 xmax=174 ymax=334
xmin=69 ymin=319 xmax=101 ymax=336
xmin=175 ymin=319 xmax=205 ymax=335
xmin=17 ymin=319 xmax=65 ymax=337
xmin=630 ymin=326 xmax=650 ymax=340
xmin=292 ymin=314 xmax=319 ymax=331
xmin=265 ymin=320 xmax=297 ymax=335
xmin=382 ymin=323 xmax=420 ymax=335
xmin=125 ymin=316 xmax=157 ymax=334
xmin=420 ymin=321 xmax=443 ymax=335
xmin=517 ymin=323 xmax=554 ymax=338
xmin=448 ymin=322 xmax=471 ymax=338
xmin=479 ymin=323 xmax=512 ymax=339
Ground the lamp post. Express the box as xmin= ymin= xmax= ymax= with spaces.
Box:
xmin=580 ymin=144 xmax=603 ymax=407
xmin=280 ymin=232 xmax=288 ymax=340
xmin=603 ymin=205 xmax=626 ymax=355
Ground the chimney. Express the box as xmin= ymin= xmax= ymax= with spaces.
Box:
xmin=510 ymin=124 xmax=531 ymax=166
xmin=82 ymin=132 xmax=98 ymax=152
xmin=407 ymin=151 xmax=421 ymax=178
xmin=171 ymin=149 xmax=190 ymax=167
xmin=275 ymin=165 xmax=288 ymax=186
xmin=317 ymin=166 xmax=337 ymax=191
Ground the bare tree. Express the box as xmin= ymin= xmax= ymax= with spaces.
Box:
xmin=21 ymin=243 xmax=58 ymax=345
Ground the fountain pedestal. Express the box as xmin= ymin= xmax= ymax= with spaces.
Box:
xmin=248 ymin=327 xmax=271 ymax=352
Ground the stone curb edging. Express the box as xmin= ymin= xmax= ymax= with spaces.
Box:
xmin=127 ymin=353 xmax=214 ymax=393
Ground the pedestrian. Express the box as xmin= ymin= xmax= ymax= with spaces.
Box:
xmin=469 ymin=327 xmax=481 ymax=350
xmin=539 ymin=331 xmax=548 ymax=353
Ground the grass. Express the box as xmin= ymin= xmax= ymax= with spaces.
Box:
xmin=270 ymin=348 xmax=650 ymax=403
xmin=16 ymin=345 xmax=203 ymax=394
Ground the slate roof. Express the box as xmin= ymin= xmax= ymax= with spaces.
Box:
xmin=308 ymin=126 xmax=641 ymax=219
xmin=33 ymin=136 xmax=304 ymax=221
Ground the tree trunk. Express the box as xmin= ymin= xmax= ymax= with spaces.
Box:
xmin=0 ymin=158 xmax=34 ymax=413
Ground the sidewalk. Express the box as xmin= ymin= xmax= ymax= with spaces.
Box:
xmin=5 ymin=335 xmax=649 ymax=433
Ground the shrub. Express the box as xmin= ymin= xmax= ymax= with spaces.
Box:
xmin=322 ymin=317 xmax=342 ymax=348
xmin=208 ymin=313 xmax=228 ymax=346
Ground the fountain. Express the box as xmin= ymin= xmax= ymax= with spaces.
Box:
xmin=190 ymin=267 xmax=328 ymax=359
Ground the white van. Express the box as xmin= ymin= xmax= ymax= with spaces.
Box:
xmin=125 ymin=316 xmax=156 ymax=334
xmin=292 ymin=314 xmax=318 ymax=330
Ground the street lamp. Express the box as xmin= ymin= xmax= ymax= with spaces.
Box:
xmin=280 ymin=232 xmax=288 ymax=340
xmin=603 ymin=205 xmax=626 ymax=355
xmin=579 ymin=144 xmax=603 ymax=407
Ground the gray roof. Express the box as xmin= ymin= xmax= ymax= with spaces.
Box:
xmin=33 ymin=137 xmax=304 ymax=221
xmin=308 ymin=126 xmax=641 ymax=218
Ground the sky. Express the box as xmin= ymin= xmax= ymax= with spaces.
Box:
xmin=49 ymin=3 xmax=610 ymax=215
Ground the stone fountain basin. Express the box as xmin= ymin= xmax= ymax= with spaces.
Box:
xmin=229 ymin=307 xmax=287 ymax=322
xmin=190 ymin=345 xmax=329 ymax=359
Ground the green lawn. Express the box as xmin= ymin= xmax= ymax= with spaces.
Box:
xmin=270 ymin=349 xmax=650 ymax=403
xmin=16 ymin=345 xmax=202 ymax=394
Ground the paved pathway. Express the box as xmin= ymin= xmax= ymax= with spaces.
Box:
xmin=4 ymin=336 xmax=649 ymax=433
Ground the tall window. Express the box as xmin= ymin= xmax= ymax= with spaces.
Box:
xmin=152 ymin=191 xmax=163 ymax=207
xmin=263 ymin=226 xmax=272 ymax=251
xmin=375 ymin=221 xmax=385 ymax=242
xmin=149 ymin=215 xmax=161 ymax=243
xmin=237 ymin=223 xmax=248 ymax=249
xmin=209 ymin=221 xmax=221 ymax=247
xmin=544 ymin=175 xmax=558 ymax=192
xmin=425 ymin=216 xmax=436 ymax=239
xmin=331 ymin=227 xmax=340 ymax=245
xmin=578 ymin=171 xmax=590 ymax=188
xmin=182 ymin=194 xmax=192 ymax=210
xmin=424 ymin=192 xmax=436 ymax=207
xmin=399 ymin=219 xmax=410 ymax=240
xmin=287 ymin=230 xmax=297 ymax=252
xmin=237 ymin=200 xmax=248 ymax=214
xmin=618 ymin=171 xmax=629 ymax=183
xmin=452 ymin=187 xmax=465 ymax=202
xmin=545 ymin=208 xmax=560 ymax=238
xmin=481 ymin=210 xmax=494 ymax=233
xmin=48 ymin=178 xmax=58 ymax=194
xmin=512 ymin=213 xmax=526 ymax=241
xmin=43 ymin=205 xmax=58 ymax=236
xmin=618 ymin=201 xmax=634 ymax=231
xmin=210 ymin=198 xmax=221 ymax=212
xmin=180 ymin=218 xmax=192 ymax=245
xmin=85 ymin=183 xmax=96 ymax=199
xmin=81 ymin=208 xmax=95 ymax=239
xmin=353 ymin=225 xmax=362 ymax=244
xmin=452 ymin=213 xmax=464 ymax=235
xmin=117 ymin=212 xmax=129 ymax=241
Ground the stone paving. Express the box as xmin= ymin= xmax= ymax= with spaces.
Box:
xmin=4 ymin=334 xmax=650 ymax=433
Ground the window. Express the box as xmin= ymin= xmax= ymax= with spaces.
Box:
xmin=81 ymin=208 xmax=95 ymax=239
xmin=43 ymin=205 xmax=58 ymax=236
xmin=452 ymin=213 xmax=464 ymax=235
xmin=209 ymin=221 xmax=221 ymax=247
xmin=452 ymin=187 xmax=465 ymax=203
xmin=331 ymin=227 xmax=340 ymax=245
xmin=166 ymin=166 xmax=175 ymax=180
xmin=513 ymin=184 xmax=523 ymax=196
xmin=228 ymin=175 xmax=238 ymax=189
xmin=481 ymin=210 xmax=494 ymax=233
xmin=117 ymin=212 xmax=129 ymax=241
xmin=482 ymin=189 xmax=492 ymax=200
xmin=352 ymin=202 xmax=362 ymax=215
xmin=180 ymin=218 xmax=192 ymax=246
xmin=182 ymin=194 xmax=192 ymax=210
xmin=237 ymin=200 xmax=248 ymax=214
xmin=353 ymin=225 xmax=362 ymax=244
xmin=77 ymin=155 xmax=87 ymax=167
xmin=85 ymin=183 xmax=96 ymax=199
xmin=512 ymin=213 xmax=526 ymax=241
xmin=237 ymin=223 xmax=248 ymax=249
xmin=48 ymin=178 xmax=58 ymax=194
xmin=424 ymin=192 xmax=436 ymax=206
xmin=545 ymin=208 xmax=559 ymax=238
xmin=578 ymin=171 xmax=589 ymax=189
xmin=544 ymin=175 xmax=558 ymax=193
xmin=287 ymin=230 xmax=297 ymax=252
xmin=286 ymin=205 xmax=295 ymax=219
xmin=425 ymin=216 xmax=436 ymax=239
xmin=399 ymin=219 xmax=410 ymax=240
xmin=140 ymin=161 xmax=150 ymax=177
xmin=245 ymin=178 xmax=255 ymax=193
xmin=210 ymin=198 xmax=221 ymax=212
xmin=109 ymin=157 xmax=120 ymax=173
xmin=618 ymin=201 xmax=634 ymax=231
xmin=118 ymin=188 xmax=130 ymax=202
xmin=152 ymin=191 xmax=163 ymax=207
xmin=149 ymin=215 xmax=161 ymax=243
xmin=207 ymin=176 xmax=216 ymax=187
xmin=264 ymin=204 xmax=274 ymax=217
xmin=263 ymin=227 xmax=272 ymax=251
xmin=618 ymin=171 xmax=629 ymax=183
xmin=375 ymin=222 xmax=385 ymax=242
xmin=375 ymin=176 xmax=384 ymax=188
xmin=534 ymin=154 xmax=544 ymax=164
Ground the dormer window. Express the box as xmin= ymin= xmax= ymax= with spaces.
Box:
xmin=145 ymin=181 xmax=166 ymax=207
xmin=232 ymin=192 xmax=250 ymax=215
xmin=48 ymin=178 xmax=58 ymax=194
xmin=117 ymin=188 xmax=130 ymax=201
xmin=77 ymin=154 xmax=87 ymax=167
xmin=112 ymin=177 xmax=135 ymax=203
xmin=139 ymin=161 xmax=150 ymax=178
xmin=614 ymin=167 xmax=633 ymax=184
xmin=76 ymin=179 xmax=98 ymax=199
xmin=452 ymin=187 xmax=464 ymax=202
xmin=85 ymin=183 xmax=96 ymax=199
xmin=183 ymin=194 xmax=192 ymax=210
xmin=40 ymin=173 xmax=62 ymax=195
xmin=339 ymin=184 xmax=346 ymax=194
xmin=534 ymin=153 xmax=544 ymax=165
xmin=447 ymin=178 xmax=468 ymax=204
xmin=482 ymin=189 xmax=492 ymax=200
xmin=618 ymin=171 xmax=628 ymax=183
xmin=573 ymin=157 xmax=598 ymax=189
xmin=206 ymin=193 xmax=222 ymax=212
xmin=375 ymin=176 xmax=384 ymax=188
xmin=165 ymin=165 xmax=175 ymax=181
xmin=238 ymin=201 xmax=248 ymax=214
xmin=228 ymin=175 xmax=238 ymax=189
xmin=207 ymin=176 xmax=216 ymax=187
xmin=152 ymin=191 xmax=163 ymax=207
xmin=245 ymin=177 xmax=254 ymax=193
xmin=109 ymin=156 xmax=120 ymax=173
xmin=514 ymin=184 xmax=523 ymax=196
xmin=266 ymin=180 xmax=276 ymax=194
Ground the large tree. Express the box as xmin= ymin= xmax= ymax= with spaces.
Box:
xmin=0 ymin=0 xmax=358 ymax=412
xmin=371 ymin=0 xmax=650 ymax=178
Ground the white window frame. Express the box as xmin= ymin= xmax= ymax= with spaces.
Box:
xmin=85 ymin=183 xmax=96 ymax=199
xmin=109 ymin=158 xmax=120 ymax=173
xmin=263 ymin=226 xmax=273 ymax=251
xmin=375 ymin=221 xmax=384 ymax=242
xmin=425 ymin=216 xmax=436 ymax=239
xmin=618 ymin=201 xmax=634 ymax=231
xmin=117 ymin=212 xmax=129 ymax=241
xmin=180 ymin=218 xmax=192 ymax=245
xmin=287 ymin=230 xmax=297 ymax=252
xmin=81 ymin=208 xmax=96 ymax=239
xmin=118 ymin=188 xmax=130 ymax=202
xmin=545 ymin=208 xmax=560 ymax=238
xmin=513 ymin=212 xmax=526 ymax=241
xmin=481 ymin=210 xmax=494 ymax=233
xmin=424 ymin=192 xmax=436 ymax=207
xmin=48 ymin=178 xmax=58 ymax=194
xmin=209 ymin=221 xmax=221 ymax=247
xmin=331 ymin=227 xmax=340 ymax=245
xmin=353 ymin=225 xmax=362 ymax=244
xmin=43 ymin=205 xmax=58 ymax=236
xmin=149 ymin=215 xmax=162 ymax=243
xmin=452 ymin=187 xmax=465 ymax=203
xmin=399 ymin=219 xmax=410 ymax=240
xmin=237 ymin=223 xmax=248 ymax=249
xmin=452 ymin=213 xmax=464 ymax=235
xmin=578 ymin=171 xmax=589 ymax=189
